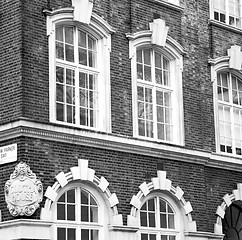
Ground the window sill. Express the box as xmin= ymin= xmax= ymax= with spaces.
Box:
xmin=209 ymin=19 xmax=242 ymax=35
xmin=148 ymin=0 xmax=184 ymax=12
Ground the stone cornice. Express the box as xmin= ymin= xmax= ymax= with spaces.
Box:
xmin=1 ymin=120 xmax=242 ymax=171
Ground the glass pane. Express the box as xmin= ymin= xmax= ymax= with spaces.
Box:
xmin=138 ymin=86 xmax=144 ymax=101
xmin=161 ymin=235 xmax=167 ymax=240
xmin=79 ymin=72 xmax=87 ymax=88
xmin=81 ymin=190 xmax=89 ymax=204
xmin=58 ymin=194 xmax=65 ymax=203
xmin=67 ymin=105 xmax=75 ymax=124
xmin=137 ymin=64 xmax=143 ymax=80
xmin=169 ymin=236 xmax=176 ymax=240
xmin=81 ymin=229 xmax=89 ymax=240
xmin=56 ymin=42 xmax=64 ymax=59
xmin=57 ymin=228 xmax=66 ymax=240
xmin=137 ymin=49 xmax=142 ymax=63
xmin=66 ymin=69 xmax=75 ymax=85
xmin=80 ymin=89 xmax=88 ymax=107
xmin=81 ymin=206 xmax=89 ymax=221
xmin=88 ymin=36 xmax=96 ymax=50
xmin=80 ymin=108 xmax=87 ymax=126
xmin=155 ymin=52 xmax=161 ymax=68
xmin=160 ymin=214 xmax=167 ymax=228
xmin=148 ymin=199 xmax=155 ymax=211
xmin=155 ymin=69 xmax=162 ymax=84
xmin=146 ymin=121 xmax=153 ymax=138
xmin=67 ymin=189 xmax=75 ymax=203
xmin=79 ymin=48 xmax=87 ymax=65
xmin=90 ymin=206 xmax=98 ymax=222
xmin=57 ymin=203 xmax=65 ymax=220
xmin=89 ymin=50 xmax=96 ymax=67
xmin=145 ymin=88 xmax=152 ymax=103
xmin=67 ymin=228 xmax=76 ymax=240
xmin=66 ymin=45 xmax=74 ymax=62
xmin=66 ymin=86 xmax=73 ymax=104
xmin=56 ymin=26 xmax=63 ymax=41
xmin=56 ymin=67 xmax=64 ymax=83
xmin=157 ymin=123 xmax=165 ymax=140
xmin=141 ymin=233 xmax=148 ymax=240
xmin=157 ymin=106 xmax=164 ymax=123
xmin=144 ymin=49 xmax=151 ymax=65
xmin=144 ymin=66 xmax=151 ymax=82
xmin=148 ymin=212 xmax=155 ymax=227
xmin=156 ymin=91 xmax=164 ymax=106
xmin=65 ymin=27 xmax=73 ymax=44
xmin=67 ymin=205 xmax=75 ymax=221
xmin=57 ymin=103 xmax=64 ymax=121
xmin=150 ymin=235 xmax=156 ymax=240
xmin=140 ymin=211 xmax=147 ymax=226
xmin=56 ymin=84 xmax=64 ymax=102
xmin=91 ymin=230 xmax=98 ymax=240
xmin=168 ymin=214 xmax=175 ymax=229
xmin=90 ymin=195 xmax=97 ymax=206
xmin=138 ymin=119 xmax=145 ymax=136
xmin=78 ymin=30 xmax=87 ymax=48
xmin=160 ymin=199 xmax=166 ymax=212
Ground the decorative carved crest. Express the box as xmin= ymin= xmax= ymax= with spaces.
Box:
xmin=5 ymin=162 xmax=43 ymax=217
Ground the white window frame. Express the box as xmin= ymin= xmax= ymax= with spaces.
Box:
xmin=210 ymin=54 xmax=242 ymax=156
xmin=210 ymin=0 xmax=242 ymax=28
xmin=128 ymin=32 xmax=184 ymax=145
xmin=45 ymin=8 xmax=114 ymax=133
xmin=138 ymin=192 xmax=184 ymax=240
xmin=52 ymin=182 xmax=109 ymax=240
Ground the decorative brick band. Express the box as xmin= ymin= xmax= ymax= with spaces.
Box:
xmin=40 ymin=159 xmax=123 ymax=225
xmin=127 ymin=170 xmax=197 ymax=232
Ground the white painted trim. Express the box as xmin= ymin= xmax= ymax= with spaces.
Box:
xmin=44 ymin=8 xmax=115 ymax=133
xmin=4 ymin=119 xmax=242 ymax=171
xmin=127 ymin=28 xmax=185 ymax=146
xmin=0 ymin=219 xmax=52 ymax=240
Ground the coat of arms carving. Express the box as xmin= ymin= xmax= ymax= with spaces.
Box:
xmin=5 ymin=162 xmax=43 ymax=216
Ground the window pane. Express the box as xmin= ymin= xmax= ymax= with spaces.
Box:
xmin=137 ymin=64 xmax=143 ymax=80
xmin=138 ymin=120 xmax=145 ymax=136
xmin=81 ymin=190 xmax=89 ymax=204
xmin=57 ymin=228 xmax=66 ymax=240
xmin=141 ymin=234 xmax=148 ymax=240
xmin=78 ymin=30 xmax=87 ymax=48
xmin=57 ymin=203 xmax=65 ymax=220
xmin=57 ymin=103 xmax=64 ymax=121
xmin=56 ymin=66 xmax=64 ymax=83
xmin=148 ymin=212 xmax=155 ymax=227
xmin=79 ymin=48 xmax=88 ymax=65
xmin=81 ymin=229 xmax=89 ymax=240
xmin=56 ymin=42 xmax=64 ymax=59
xmin=66 ymin=45 xmax=74 ymax=62
xmin=168 ymin=214 xmax=175 ymax=229
xmin=148 ymin=199 xmax=155 ymax=211
xmin=56 ymin=26 xmax=63 ymax=41
xmin=144 ymin=66 xmax=152 ymax=82
xmin=137 ymin=49 xmax=142 ymax=63
xmin=140 ymin=211 xmax=148 ymax=226
xmin=144 ymin=49 xmax=151 ymax=65
xmin=67 ymin=228 xmax=76 ymax=240
xmin=67 ymin=205 xmax=75 ymax=221
xmin=160 ymin=213 xmax=167 ymax=228
xmin=65 ymin=27 xmax=74 ymax=44
xmin=81 ymin=206 xmax=89 ymax=221
xmin=91 ymin=230 xmax=98 ymax=240
xmin=90 ymin=206 xmax=98 ymax=222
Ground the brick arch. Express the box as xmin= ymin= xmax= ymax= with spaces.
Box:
xmin=127 ymin=170 xmax=196 ymax=231
xmin=40 ymin=159 xmax=122 ymax=225
xmin=214 ymin=183 xmax=242 ymax=234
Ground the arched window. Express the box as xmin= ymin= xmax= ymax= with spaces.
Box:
xmin=53 ymin=184 xmax=108 ymax=240
xmin=138 ymin=194 xmax=182 ymax=240
xmin=222 ymin=200 xmax=242 ymax=240
xmin=216 ymin=71 xmax=242 ymax=155
xmin=45 ymin=8 xmax=115 ymax=132
xmin=127 ymin=22 xmax=185 ymax=145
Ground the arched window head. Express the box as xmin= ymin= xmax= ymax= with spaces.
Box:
xmin=139 ymin=194 xmax=182 ymax=240
xmin=222 ymin=200 xmax=242 ymax=240
xmin=54 ymin=184 xmax=108 ymax=240
xmin=44 ymin=8 xmax=115 ymax=133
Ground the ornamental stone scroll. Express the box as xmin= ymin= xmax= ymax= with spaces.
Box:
xmin=5 ymin=162 xmax=43 ymax=217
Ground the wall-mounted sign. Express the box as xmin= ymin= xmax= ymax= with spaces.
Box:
xmin=5 ymin=162 xmax=43 ymax=217
xmin=0 ymin=143 xmax=17 ymax=165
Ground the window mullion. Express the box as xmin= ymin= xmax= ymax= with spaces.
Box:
xmin=229 ymin=74 xmax=236 ymax=154
xmin=75 ymin=28 xmax=80 ymax=126
xmin=152 ymin=50 xmax=157 ymax=140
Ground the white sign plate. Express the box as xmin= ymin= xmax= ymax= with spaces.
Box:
xmin=0 ymin=144 xmax=17 ymax=165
